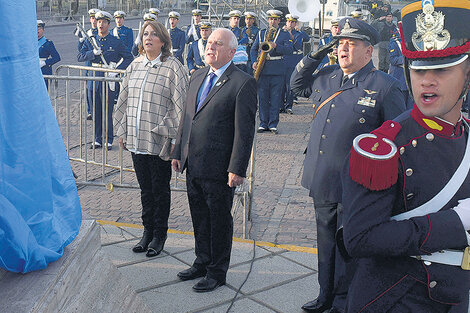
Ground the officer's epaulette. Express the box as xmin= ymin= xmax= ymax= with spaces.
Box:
xmin=349 ymin=120 xmax=401 ymax=191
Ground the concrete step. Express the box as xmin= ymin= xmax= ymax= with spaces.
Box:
xmin=0 ymin=219 xmax=151 ymax=313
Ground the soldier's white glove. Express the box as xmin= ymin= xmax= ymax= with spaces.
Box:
xmin=453 ymin=198 xmax=470 ymax=230
xmin=93 ymin=48 xmax=102 ymax=56
xmin=134 ymin=35 xmax=141 ymax=46
xmin=39 ymin=59 xmax=46 ymax=68
xmin=79 ymin=37 xmax=85 ymax=43
xmin=74 ymin=26 xmax=82 ymax=37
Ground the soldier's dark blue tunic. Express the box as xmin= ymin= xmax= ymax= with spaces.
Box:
xmin=342 ymin=107 xmax=470 ymax=313
xmin=78 ymin=33 xmax=133 ymax=146
xmin=186 ymin=39 xmax=206 ymax=73
xmin=112 ymin=25 xmax=134 ymax=53
xmin=78 ymin=27 xmax=98 ymax=115
xmin=228 ymin=26 xmax=248 ymax=44
xmin=185 ymin=24 xmax=201 ymax=44
xmin=169 ymin=27 xmax=185 ymax=64
xmin=38 ymin=36 xmax=60 ymax=88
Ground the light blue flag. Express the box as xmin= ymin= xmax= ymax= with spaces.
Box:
xmin=0 ymin=1 xmax=82 ymax=273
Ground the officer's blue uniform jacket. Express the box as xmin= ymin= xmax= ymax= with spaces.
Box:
xmin=283 ymin=29 xmax=309 ymax=68
xmin=112 ymin=25 xmax=134 ymax=53
xmin=186 ymin=39 xmax=206 ymax=73
xmin=169 ymin=27 xmax=185 ymax=64
xmin=228 ymin=26 xmax=248 ymax=45
xmin=241 ymin=25 xmax=259 ymax=55
xmin=290 ymin=55 xmax=405 ymax=202
xmin=185 ymin=24 xmax=201 ymax=44
xmin=38 ymin=37 xmax=60 ymax=75
xmin=78 ymin=28 xmax=98 ymax=67
xmin=77 ymin=33 xmax=133 ymax=74
xmin=342 ymin=107 xmax=470 ymax=313
xmin=250 ymin=28 xmax=293 ymax=75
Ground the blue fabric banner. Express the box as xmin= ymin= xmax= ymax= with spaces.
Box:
xmin=0 ymin=1 xmax=82 ymax=273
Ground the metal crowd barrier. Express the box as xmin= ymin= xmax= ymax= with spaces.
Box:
xmin=44 ymin=64 xmax=255 ymax=238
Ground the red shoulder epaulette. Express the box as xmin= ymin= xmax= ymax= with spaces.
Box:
xmin=349 ymin=120 xmax=402 ymax=191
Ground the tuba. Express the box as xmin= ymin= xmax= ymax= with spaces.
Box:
xmin=288 ymin=0 xmax=321 ymax=22
xmin=253 ymin=27 xmax=277 ymax=81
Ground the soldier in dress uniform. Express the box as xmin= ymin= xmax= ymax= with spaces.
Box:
xmin=290 ymin=18 xmax=405 ymax=313
xmin=316 ymin=18 xmax=340 ymax=71
xmin=341 ymin=1 xmax=470 ymax=312
xmin=251 ymin=9 xmax=293 ymax=134
xmin=74 ymin=8 xmax=99 ymax=118
xmin=167 ymin=11 xmax=185 ymax=64
xmin=77 ymin=11 xmax=133 ymax=150
xmin=37 ymin=20 xmax=60 ymax=89
xmin=132 ymin=13 xmax=158 ymax=57
xmin=112 ymin=11 xmax=134 ymax=53
xmin=187 ymin=22 xmax=212 ymax=75
xmin=227 ymin=10 xmax=247 ymax=44
xmin=186 ymin=9 xmax=202 ymax=44
xmin=241 ymin=11 xmax=259 ymax=75
xmin=281 ymin=14 xmax=309 ymax=114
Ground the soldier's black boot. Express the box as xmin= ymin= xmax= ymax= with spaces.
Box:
xmin=132 ymin=228 xmax=153 ymax=253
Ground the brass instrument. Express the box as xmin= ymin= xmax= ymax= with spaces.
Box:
xmin=253 ymin=27 xmax=277 ymax=81
xmin=328 ymin=52 xmax=337 ymax=65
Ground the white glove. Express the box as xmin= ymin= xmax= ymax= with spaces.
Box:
xmin=79 ymin=37 xmax=85 ymax=43
xmin=39 ymin=59 xmax=46 ymax=68
xmin=107 ymin=72 xmax=118 ymax=78
xmin=134 ymin=35 xmax=141 ymax=46
xmin=453 ymin=198 xmax=470 ymax=230
xmin=93 ymin=48 xmax=102 ymax=56
xmin=74 ymin=26 xmax=82 ymax=37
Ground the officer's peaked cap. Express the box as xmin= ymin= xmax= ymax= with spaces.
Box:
xmin=95 ymin=11 xmax=112 ymax=21
xmin=266 ymin=9 xmax=283 ymax=18
xmin=143 ymin=13 xmax=157 ymax=21
xmin=244 ymin=11 xmax=257 ymax=18
xmin=114 ymin=11 xmax=126 ymax=18
xmin=336 ymin=18 xmax=380 ymax=46
xmin=400 ymin=0 xmax=470 ymax=70
xmin=169 ymin=11 xmax=180 ymax=19
xmin=192 ymin=9 xmax=203 ymax=16
xmin=199 ymin=21 xmax=213 ymax=29
xmin=229 ymin=10 xmax=242 ymax=17
xmin=37 ymin=20 xmax=45 ymax=28
xmin=149 ymin=8 xmax=160 ymax=15
xmin=88 ymin=8 xmax=99 ymax=17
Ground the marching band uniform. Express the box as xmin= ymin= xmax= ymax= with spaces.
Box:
xmin=291 ymin=18 xmax=405 ymax=313
xmin=168 ymin=11 xmax=186 ymax=64
xmin=37 ymin=20 xmax=60 ymax=89
xmin=227 ymin=10 xmax=248 ymax=44
xmin=187 ymin=22 xmax=211 ymax=74
xmin=282 ymin=14 xmax=309 ymax=113
xmin=77 ymin=11 xmax=133 ymax=148
xmin=251 ymin=9 xmax=293 ymax=133
xmin=341 ymin=1 xmax=470 ymax=312
xmin=112 ymin=11 xmax=134 ymax=53
xmin=186 ymin=9 xmax=202 ymax=44
xmin=241 ymin=11 xmax=259 ymax=75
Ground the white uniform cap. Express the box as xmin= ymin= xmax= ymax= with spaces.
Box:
xmin=149 ymin=8 xmax=160 ymax=15
xmin=95 ymin=11 xmax=112 ymax=21
xmin=88 ymin=8 xmax=99 ymax=17
xmin=192 ymin=9 xmax=203 ymax=16
xmin=285 ymin=14 xmax=299 ymax=21
xmin=37 ymin=20 xmax=45 ymax=27
xmin=114 ymin=11 xmax=126 ymax=18
xmin=244 ymin=11 xmax=257 ymax=18
xmin=143 ymin=13 xmax=157 ymax=21
xmin=266 ymin=9 xmax=283 ymax=18
xmin=229 ymin=10 xmax=242 ymax=17
xmin=199 ymin=21 xmax=213 ymax=29
xmin=168 ymin=11 xmax=181 ymax=19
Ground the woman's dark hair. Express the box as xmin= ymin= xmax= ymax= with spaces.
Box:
xmin=138 ymin=21 xmax=172 ymax=62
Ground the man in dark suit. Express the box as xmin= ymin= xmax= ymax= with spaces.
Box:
xmin=171 ymin=28 xmax=257 ymax=293
xmin=290 ymin=18 xmax=405 ymax=312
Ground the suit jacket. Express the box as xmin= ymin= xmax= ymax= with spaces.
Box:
xmin=291 ymin=57 xmax=406 ymax=203
xmin=172 ymin=62 xmax=257 ymax=181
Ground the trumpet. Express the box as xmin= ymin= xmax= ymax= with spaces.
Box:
xmin=253 ymin=27 xmax=276 ymax=81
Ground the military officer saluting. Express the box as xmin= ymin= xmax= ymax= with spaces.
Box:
xmin=186 ymin=21 xmax=212 ymax=75
xmin=241 ymin=11 xmax=259 ymax=75
xmin=77 ymin=11 xmax=133 ymax=150
xmin=281 ymin=14 xmax=309 ymax=114
xmin=316 ymin=18 xmax=340 ymax=71
xmin=341 ymin=1 xmax=470 ymax=312
xmin=251 ymin=9 xmax=293 ymax=134
xmin=167 ymin=11 xmax=185 ymax=64
xmin=290 ymin=18 xmax=405 ymax=313
xmin=132 ymin=13 xmax=158 ymax=57
xmin=186 ymin=9 xmax=202 ymax=44
xmin=37 ymin=20 xmax=60 ymax=89
xmin=112 ymin=11 xmax=134 ymax=53
xmin=227 ymin=10 xmax=247 ymax=44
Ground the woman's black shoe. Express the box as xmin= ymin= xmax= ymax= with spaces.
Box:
xmin=146 ymin=233 xmax=167 ymax=257
xmin=132 ymin=229 xmax=153 ymax=253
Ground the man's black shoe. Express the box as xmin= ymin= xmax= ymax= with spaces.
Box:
xmin=132 ymin=229 xmax=153 ymax=253
xmin=177 ymin=266 xmax=207 ymax=281
xmin=301 ymin=298 xmax=332 ymax=313
xmin=192 ymin=277 xmax=225 ymax=292
xmin=146 ymin=233 xmax=167 ymax=257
